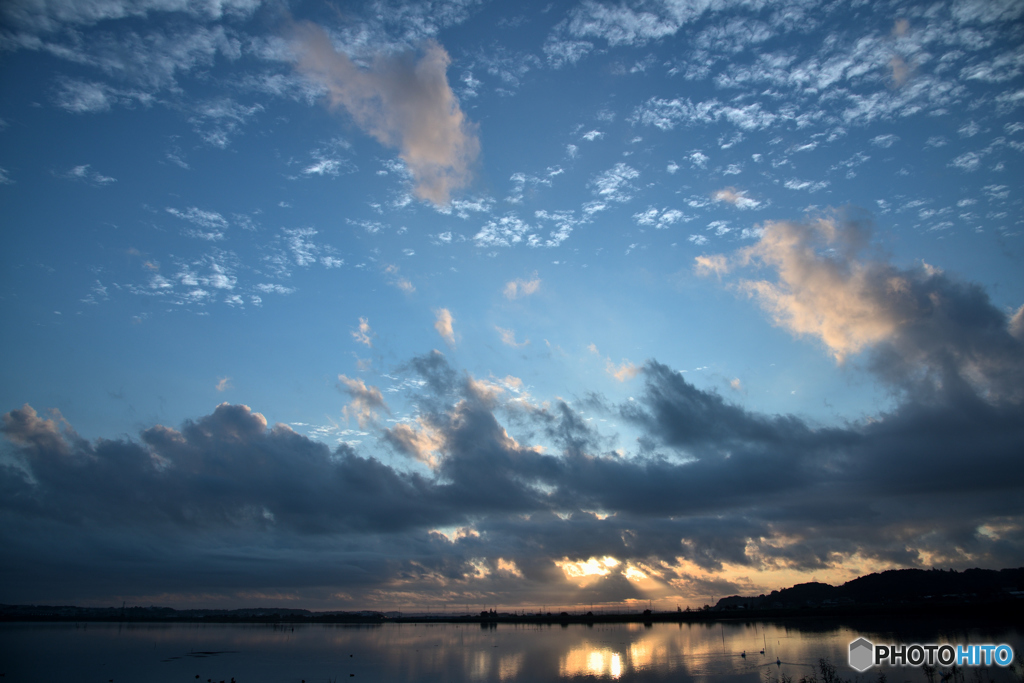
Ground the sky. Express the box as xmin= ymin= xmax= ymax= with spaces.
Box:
xmin=1 ymin=0 xmax=1023 ymax=612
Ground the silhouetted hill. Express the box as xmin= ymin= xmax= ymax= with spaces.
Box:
xmin=715 ymin=567 xmax=1024 ymax=610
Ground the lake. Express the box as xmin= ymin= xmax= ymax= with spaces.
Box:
xmin=1 ymin=618 xmax=1020 ymax=682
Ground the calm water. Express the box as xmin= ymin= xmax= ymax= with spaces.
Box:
xmin=1 ymin=618 xmax=1020 ymax=682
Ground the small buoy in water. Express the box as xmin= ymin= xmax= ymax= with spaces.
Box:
xmin=776 ymin=658 xmax=781 ymax=665
xmin=741 ymin=651 xmax=746 ymax=658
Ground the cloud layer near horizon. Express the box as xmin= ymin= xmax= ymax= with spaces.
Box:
xmin=3 ymin=329 xmax=1023 ymax=608
xmin=290 ymin=21 xmax=479 ymax=206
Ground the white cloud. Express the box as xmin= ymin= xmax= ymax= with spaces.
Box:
xmin=166 ymin=207 xmax=227 ymax=229
xmin=352 ymin=317 xmax=372 ymax=347
xmin=531 ymin=210 xmax=580 ymax=248
xmin=291 ymin=23 xmax=480 ymax=206
xmin=606 ymin=359 xmax=640 ymax=382
xmin=496 ymin=326 xmax=529 ymax=347
xmin=590 ymin=163 xmax=639 ymax=202
xmin=338 ymin=375 xmax=389 ymax=428
xmin=54 ymin=80 xmax=112 ymax=113
xmin=474 ymin=214 xmax=531 ymax=248
xmin=166 ymin=206 xmax=229 ymax=241
xmin=950 ymin=151 xmax=982 ymax=171
xmin=712 ymin=187 xmax=760 ymax=210
xmin=434 ymin=308 xmax=455 ymax=346
xmin=383 ymin=264 xmax=415 ymax=293
xmin=503 ymin=276 xmax=540 ymax=300
xmin=694 ymin=254 xmax=729 ymax=277
xmin=870 ymin=134 xmax=900 ymax=148
xmin=634 ymin=207 xmax=690 ymax=228
xmin=784 ymin=179 xmax=830 ymax=193
xmin=302 ymin=159 xmax=342 ymax=176
xmin=435 ymin=196 xmax=495 ymax=218
xmin=283 ymin=227 xmax=318 ymax=266
xmin=255 ymin=283 xmax=296 ymax=295
xmin=505 ymin=172 xmax=552 ymax=204
xmin=630 ymin=97 xmax=778 ymax=132
xmin=65 ymin=164 xmax=116 ymax=185
xmin=958 ymin=120 xmax=981 ymax=137
xmin=688 ymin=151 xmax=709 ymax=168
xmin=543 ymin=37 xmax=593 ymax=68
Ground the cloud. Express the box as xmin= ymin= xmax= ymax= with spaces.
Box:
xmin=1011 ymin=305 xmax=1024 ymax=341
xmin=783 ymin=179 xmax=829 ymax=193
xmin=382 ymin=419 xmax=444 ymax=469
xmin=2 ymin=0 xmax=260 ymax=36
xmin=606 ymin=359 xmax=641 ymax=382
xmin=384 ymin=264 xmax=415 ymax=293
xmin=871 ymin=134 xmax=899 ymax=148
xmin=633 ymin=207 xmax=689 ymax=229
xmin=694 ymin=254 xmax=729 ymax=277
xmin=255 ymin=283 xmax=295 ymax=295
xmin=215 ymin=377 xmax=232 ymax=392
xmin=712 ymin=187 xmax=760 ymax=210
xmin=503 ymin=276 xmax=540 ymax=300
xmin=352 ymin=317 xmax=373 ymax=347
xmin=496 ymin=326 xmax=529 ymax=348
xmin=166 ymin=206 xmax=229 ymax=241
xmin=434 ymin=308 xmax=455 ymax=346
xmin=590 ymin=163 xmax=639 ymax=202
xmin=64 ymin=164 xmax=116 ymax=185
xmin=338 ymin=375 xmax=389 ymax=428
xmin=3 ymin=339 xmax=1024 ymax=608
xmin=475 ymin=214 xmax=531 ymax=248
xmin=890 ymin=55 xmax=912 ymax=86
xmin=698 ymin=212 xmax=1024 ymax=402
xmin=290 ymin=22 xmax=480 ymax=206
xmin=531 ymin=211 xmax=579 ymax=248
xmin=631 ymin=97 xmax=779 ymax=132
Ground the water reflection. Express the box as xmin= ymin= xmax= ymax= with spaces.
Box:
xmin=560 ymin=646 xmax=622 ymax=678
xmin=2 ymin=619 xmax=1020 ymax=682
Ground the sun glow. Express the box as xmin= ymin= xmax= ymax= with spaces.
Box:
xmin=623 ymin=565 xmax=647 ymax=582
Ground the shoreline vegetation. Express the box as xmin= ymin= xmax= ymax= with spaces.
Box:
xmin=3 ymin=567 xmax=1022 ymax=626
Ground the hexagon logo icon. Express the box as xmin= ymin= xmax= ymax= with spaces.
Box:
xmin=849 ymin=638 xmax=874 ymax=672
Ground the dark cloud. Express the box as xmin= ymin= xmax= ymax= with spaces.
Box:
xmin=1 ymin=402 xmax=453 ymax=534
xmin=3 ymin=317 xmax=1024 ymax=607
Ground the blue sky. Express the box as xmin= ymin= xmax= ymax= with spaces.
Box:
xmin=2 ymin=0 xmax=1023 ymax=610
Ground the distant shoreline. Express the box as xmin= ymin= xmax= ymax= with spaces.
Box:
xmin=2 ymin=598 xmax=1019 ymax=626
xmin=6 ymin=567 xmax=1021 ymax=626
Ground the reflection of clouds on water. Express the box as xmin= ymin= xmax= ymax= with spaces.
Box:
xmin=560 ymin=645 xmax=623 ymax=678
xmin=5 ymin=620 xmax=1021 ymax=682
xmin=498 ymin=651 xmax=524 ymax=681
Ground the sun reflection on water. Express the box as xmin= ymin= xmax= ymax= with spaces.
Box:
xmin=560 ymin=645 xmax=624 ymax=678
